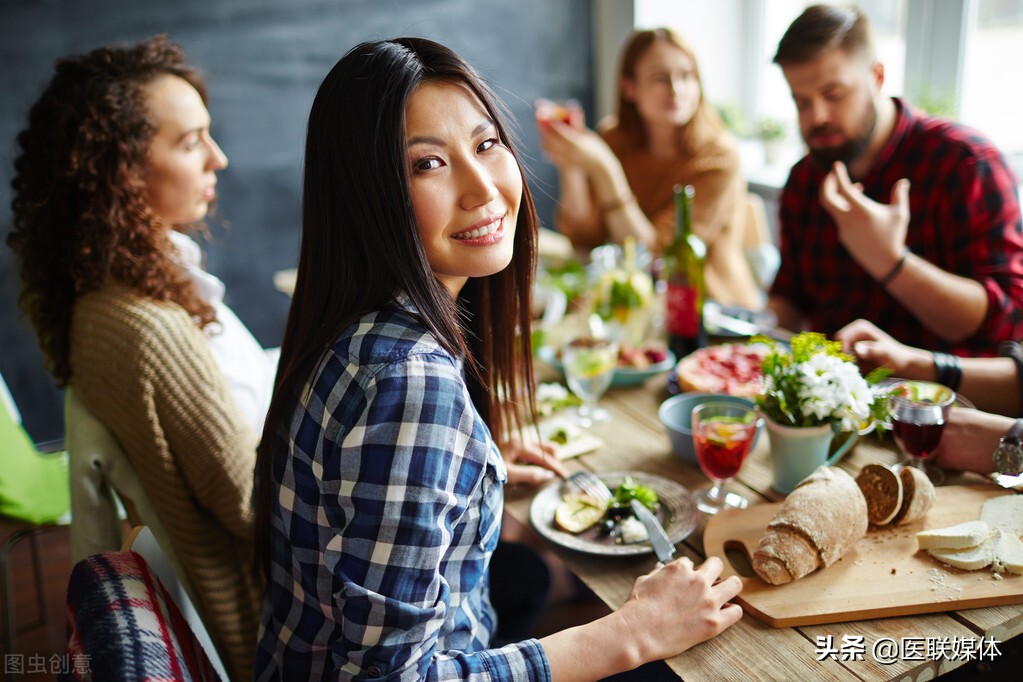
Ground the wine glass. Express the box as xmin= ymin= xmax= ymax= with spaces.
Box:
xmin=562 ymin=335 xmax=618 ymax=427
xmin=887 ymin=380 xmax=955 ymax=484
xmin=691 ymin=401 xmax=762 ymax=514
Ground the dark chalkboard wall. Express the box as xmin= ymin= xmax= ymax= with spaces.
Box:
xmin=0 ymin=0 xmax=594 ymax=441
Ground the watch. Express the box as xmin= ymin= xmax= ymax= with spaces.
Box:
xmin=993 ymin=418 xmax=1023 ymax=475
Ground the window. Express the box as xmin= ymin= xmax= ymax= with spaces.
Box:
xmin=960 ymin=0 xmax=1023 ymax=171
xmin=626 ymin=0 xmax=1022 ymax=178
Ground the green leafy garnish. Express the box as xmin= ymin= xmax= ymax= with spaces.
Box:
xmin=613 ymin=476 xmax=659 ymax=510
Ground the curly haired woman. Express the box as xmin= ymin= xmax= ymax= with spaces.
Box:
xmin=7 ymin=35 xmax=266 ymax=679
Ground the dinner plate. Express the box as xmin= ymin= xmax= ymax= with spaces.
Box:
xmin=537 ymin=346 xmax=676 ymax=388
xmin=529 ymin=471 xmax=699 ymax=557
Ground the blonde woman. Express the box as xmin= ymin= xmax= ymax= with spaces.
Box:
xmin=538 ymin=28 xmax=760 ymax=308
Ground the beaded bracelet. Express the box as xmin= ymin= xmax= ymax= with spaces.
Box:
xmin=933 ymin=351 xmax=963 ymax=392
xmin=879 ymin=248 xmax=909 ymax=288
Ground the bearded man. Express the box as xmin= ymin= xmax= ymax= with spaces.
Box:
xmin=768 ymin=4 xmax=1023 ymax=356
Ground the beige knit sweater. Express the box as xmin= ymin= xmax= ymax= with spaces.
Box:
xmin=69 ymin=286 xmax=261 ymax=681
xmin=556 ymin=123 xmax=761 ymax=309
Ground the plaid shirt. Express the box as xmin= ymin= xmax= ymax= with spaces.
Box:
xmin=254 ymin=298 xmax=551 ymax=681
xmin=770 ymin=98 xmax=1023 ymax=356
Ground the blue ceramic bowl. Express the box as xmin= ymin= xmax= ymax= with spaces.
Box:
xmin=658 ymin=393 xmax=760 ymax=466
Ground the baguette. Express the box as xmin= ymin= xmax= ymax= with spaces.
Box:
xmin=752 ymin=466 xmax=868 ymax=585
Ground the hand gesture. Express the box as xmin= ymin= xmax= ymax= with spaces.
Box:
xmin=500 ymin=435 xmax=568 ymax=485
xmin=618 ymin=556 xmax=743 ymax=659
xmin=536 ymin=116 xmax=615 ymax=173
xmin=835 ymin=318 xmax=928 ymax=377
xmin=820 ymin=161 xmax=910 ymax=280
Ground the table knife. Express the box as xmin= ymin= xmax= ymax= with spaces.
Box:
xmin=630 ymin=499 xmax=675 ymax=564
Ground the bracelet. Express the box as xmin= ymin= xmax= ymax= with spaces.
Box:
xmin=998 ymin=341 xmax=1023 ymax=418
xmin=933 ymin=351 xmax=963 ymax=392
xmin=599 ymin=193 xmax=635 ymax=215
xmin=878 ymin=248 xmax=909 ymax=287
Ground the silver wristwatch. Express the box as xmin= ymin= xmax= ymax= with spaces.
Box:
xmin=993 ymin=419 xmax=1023 ymax=475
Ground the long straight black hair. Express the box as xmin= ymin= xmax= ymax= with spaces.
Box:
xmin=254 ymin=38 xmax=539 ymax=580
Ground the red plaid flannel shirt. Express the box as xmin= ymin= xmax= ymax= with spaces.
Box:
xmin=770 ymin=98 xmax=1023 ymax=356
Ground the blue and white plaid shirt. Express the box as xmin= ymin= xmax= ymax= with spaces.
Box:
xmin=255 ymin=298 xmax=551 ymax=681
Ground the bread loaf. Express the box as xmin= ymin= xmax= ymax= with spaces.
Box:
xmin=752 ymin=466 xmax=868 ymax=585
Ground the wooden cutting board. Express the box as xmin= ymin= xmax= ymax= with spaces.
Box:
xmin=704 ymin=484 xmax=1023 ymax=627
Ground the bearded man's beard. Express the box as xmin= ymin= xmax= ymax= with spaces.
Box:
xmin=807 ymin=101 xmax=877 ymax=170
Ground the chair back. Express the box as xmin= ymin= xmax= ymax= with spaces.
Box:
xmin=64 ymin=389 xmax=199 ymax=610
xmin=65 ymin=546 xmax=223 ymax=681
xmin=742 ymin=192 xmax=781 ymax=295
xmin=0 ymin=372 xmax=69 ymax=525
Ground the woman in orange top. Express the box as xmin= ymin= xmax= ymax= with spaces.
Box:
xmin=538 ymin=28 xmax=761 ymax=309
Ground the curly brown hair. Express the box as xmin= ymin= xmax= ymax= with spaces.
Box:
xmin=7 ymin=34 xmax=217 ymax=386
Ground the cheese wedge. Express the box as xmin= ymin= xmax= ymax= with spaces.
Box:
xmin=916 ymin=520 xmax=991 ymax=550
xmin=980 ymin=494 xmax=1023 ymax=537
xmin=993 ymin=531 xmax=1023 ymax=575
xmin=927 ymin=529 xmax=1000 ymax=570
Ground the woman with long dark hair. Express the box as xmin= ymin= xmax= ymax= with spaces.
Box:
xmin=7 ymin=36 xmax=264 ymax=679
xmin=254 ymin=37 xmax=742 ymax=680
xmin=538 ymin=28 xmax=761 ymax=308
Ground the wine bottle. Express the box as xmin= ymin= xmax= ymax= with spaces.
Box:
xmin=665 ymin=184 xmax=707 ymax=359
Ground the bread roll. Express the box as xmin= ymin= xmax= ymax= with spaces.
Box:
xmin=752 ymin=466 xmax=868 ymax=585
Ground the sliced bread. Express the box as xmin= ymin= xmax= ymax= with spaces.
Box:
xmin=980 ymin=494 xmax=1023 ymax=537
xmin=856 ymin=464 xmax=903 ymax=526
xmin=917 ymin=520 xmax=991 ymax=550
xmin=892 ymin=466 xmax=935 ymax=525
xmin=927 ymin=529 xmax=1000 ymax=570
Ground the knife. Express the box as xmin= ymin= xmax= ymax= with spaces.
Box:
xmin=630 ymin=499 xmax=675 ymax=564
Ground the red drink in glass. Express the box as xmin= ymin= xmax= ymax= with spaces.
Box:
xmin=694 ymin=423 xmax=756 ymax=479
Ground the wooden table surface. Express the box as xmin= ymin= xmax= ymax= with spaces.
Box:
xmin=503 ymin=368 xmax=1023 ymax=681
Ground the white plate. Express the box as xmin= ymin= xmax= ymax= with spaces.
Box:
xmin=529 ymin=471 xmax=699 ymax=556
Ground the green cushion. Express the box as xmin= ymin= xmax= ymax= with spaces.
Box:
xmin=1 ymin=402 xmax=70 ymax=525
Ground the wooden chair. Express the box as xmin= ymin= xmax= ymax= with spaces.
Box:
xmin=0 ymin=372 xmax=70 ymax=654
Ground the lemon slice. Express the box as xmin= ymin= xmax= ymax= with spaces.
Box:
xmin=554 ymin=493 xmax=607 ymax=533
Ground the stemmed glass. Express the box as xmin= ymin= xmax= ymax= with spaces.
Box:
xmin=562 ymin=335 xmax=619 ymax=427
xmin=887 ymin=380 xmax=955 ymax=484
xmin=691 ymin=401 xmax=762 ymax=514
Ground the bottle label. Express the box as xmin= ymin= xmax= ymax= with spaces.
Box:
xmin=667 ymin=284 xmax=699 ymax=337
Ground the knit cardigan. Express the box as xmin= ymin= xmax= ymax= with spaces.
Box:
xmin=556 ymin=123 xmax=761 ymax=309
xmin=69 ymin=286 xmax=261 ymax=681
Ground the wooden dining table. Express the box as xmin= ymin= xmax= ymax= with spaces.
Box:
xmin=503 ymin=364 xmax=1023 ymax=681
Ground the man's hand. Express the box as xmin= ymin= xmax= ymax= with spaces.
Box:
xmin=820 ymin=161 xmax=910 ymax=280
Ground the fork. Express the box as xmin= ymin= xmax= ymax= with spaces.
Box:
xmin=563 ymin=470 xmax=614 ymax=503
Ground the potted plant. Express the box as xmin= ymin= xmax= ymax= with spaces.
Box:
xmin=755 ymin=116 xmax=786 ymax=165
xmin=753 ymin=332 xmax=889 ymax=493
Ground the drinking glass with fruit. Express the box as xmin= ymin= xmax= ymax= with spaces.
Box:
xmin=691 ymin=401 xmax=762 ymax=514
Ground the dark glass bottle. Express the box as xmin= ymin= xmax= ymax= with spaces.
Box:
xmin=664 ymin=184 xmax=707 ymax=359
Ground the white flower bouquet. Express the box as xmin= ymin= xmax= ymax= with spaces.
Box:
xmin=754 ymin=332 xmax=889 ymax=431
